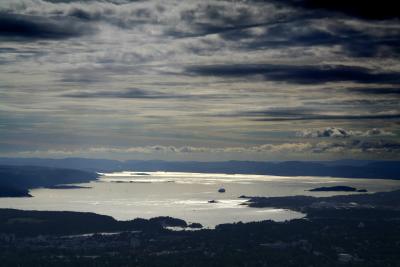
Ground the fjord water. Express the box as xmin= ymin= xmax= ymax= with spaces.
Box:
xmin=1 ymin=172 xmax=400 ymax=228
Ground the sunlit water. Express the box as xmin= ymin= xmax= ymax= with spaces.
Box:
xmin=1 ymin=171 xmax=400 ymax=228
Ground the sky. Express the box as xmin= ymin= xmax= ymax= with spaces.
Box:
xmin=0 ymin=0 xmax=399 ymax=161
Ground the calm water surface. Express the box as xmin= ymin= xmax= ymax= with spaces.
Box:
xmin=1 ymin=171 xmax=399 ymax=228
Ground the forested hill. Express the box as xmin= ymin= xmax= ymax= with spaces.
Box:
xmin=0 ymin=165 xmax=99 ymax=197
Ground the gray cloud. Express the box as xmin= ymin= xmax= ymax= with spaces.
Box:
xmin=348 ymin=87 xmax=400 ymax=95
xmin=13 ymin=142 xmax=315 ymax=156
xmin=313 ymin=139 xmax=400 ymax=154
xmin=297 ymin=127 xmax=395 ymax=138
xmin=62 ymin=88 xmax=195 ymax=99
xmin=298 ymin=127 xmax=353 ymax=138
xmin=14 ymin=139 xmax=400 ymax=158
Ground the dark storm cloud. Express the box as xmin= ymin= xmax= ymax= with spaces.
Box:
xmin=181 ymin=1 xmax=399 ymax=59
xmin=216 ymin=17 xmax=400 ymax=58
xmin=186 ymin=64 xmax=400 ymax=85
xmin=272 ymin=0 xmax=400 ymax=20
xmin=235 ymin=107 xmax=400 ymax=122
xmin=173 ymin=2 xmax=301 ymax=39
xmin=341 ymin=35 xmax=400 ymax=58
xmin=67 ymin=8 xmax=101 ymax=21
xmin=41 ymin=0 xmax=400 ymax=22
xmin=0 ymin=13 xmax=95 ymax=40
xmin=173 ymin=1 xmax=400 ymax=46
xmin=253 ymin=113 xmax=400 ymax=122
xmin=42 ymin=0 xmax=139 ymax=3
xmin=65 ymin=6 xmax=156 ymax=28
xmin=168 ymin=22 xmax=272 ymax=38
xmin=169 ymin=2 xmax=301 ymax=38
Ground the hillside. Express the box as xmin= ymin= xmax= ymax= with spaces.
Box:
xmin=0 ymin=165 xmax=98 ymax=197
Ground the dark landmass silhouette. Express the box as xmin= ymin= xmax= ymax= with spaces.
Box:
xmin=1 ymin=159 xmax=399 ymax=265
xmin=0 ymin=209 xmax=191 ymax=237
xmin=0 ymin=185 xmax=31 ymax=197
xmin=0 ymin=157 xmax=399 ymax=180
xmin=309 ymin=186 xmax=367 ymax=192
xmin=0 ymin=165 xmax=98 ymax=197
xmin=1 ymin=189 xmax=399 ymax=266
xmin=242 ymin=189 xmax=400 ymax=211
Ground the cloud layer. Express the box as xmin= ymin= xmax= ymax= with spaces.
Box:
xmin=0 ymin=0 xmax=399 ymax=161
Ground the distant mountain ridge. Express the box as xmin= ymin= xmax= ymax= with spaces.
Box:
xmin=0 ymin=157 xmax=399 ymax=180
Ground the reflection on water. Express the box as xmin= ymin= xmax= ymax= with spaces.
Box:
xmin=1 ymin=171 xmax=400 ymax=228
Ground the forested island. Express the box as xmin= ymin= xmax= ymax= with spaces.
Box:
xmin=309 ymin=186 xmax=367 ymax=192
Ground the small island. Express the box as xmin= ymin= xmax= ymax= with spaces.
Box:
xmin=309 ymin=186 xmax=367 ymax=192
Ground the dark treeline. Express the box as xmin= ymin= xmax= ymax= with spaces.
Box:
xmin=0 ymin=209 xmax=189 ymax=237
xmin=1 ymin=207 xmax=400 ymax=266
